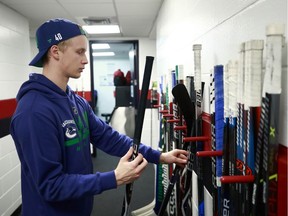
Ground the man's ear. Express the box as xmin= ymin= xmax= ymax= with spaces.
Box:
xmin=49 ymin=45 xmax=60 ymax=60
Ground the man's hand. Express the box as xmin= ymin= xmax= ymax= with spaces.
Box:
xmin=159 ymin=149 xmax=188 ymax=168
xmin=114 ymin=147 xmax=148 ymax=186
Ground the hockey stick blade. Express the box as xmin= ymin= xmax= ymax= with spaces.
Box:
xmin=172 ymin=83 xmax=195 ymax=134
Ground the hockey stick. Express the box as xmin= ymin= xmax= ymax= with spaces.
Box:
xmin=153 ymin=77 xmax=168 ymax=215
xmin=171 ymin=65 xmax=185 ymax=215
xmin=214 ymin=65 xmax=224 ymax=216
xmin=221 ymin=60 xmax=239 ymax=215
xmin=166 ymin=69 xmax=178 ymax=216
xmin=121 ymin=56 xmax=154 ymax=216
xmin=261 ymin=24 xmax=284 ymax=216
xmin=209 ymin=69 xmax=218 ymax=216
xmin=227 ymin=61 xmax=238 ymax=216
xmin=192 ymin=44 xmax=205 ymax=216
xmin=243 ymin=40 xmax=263 ymax=215
xmin=157 ymin=74 xmax=174 ymax=215
xmin=250 ymin=95 xmax=265 ymax=216
xmin=180 ymin=76 xmax=196 ymax=216
xmin=249 ymin=29 xmax=282 ymax=213
xmin=158 ymin=83 xmax=195 ymax=216
xmin=234 ymin=42 xmax=245 ymax=215
xmin=221 ymin=62 xmax=231 ymax=215
xmin=166 ymin=72 xmax=177 ymax=215
xmin=181 ymin=44 xmax=203 ymax=216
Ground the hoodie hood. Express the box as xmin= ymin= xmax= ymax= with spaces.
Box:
xmin=17 ymin=73 xmax=68 ymax=102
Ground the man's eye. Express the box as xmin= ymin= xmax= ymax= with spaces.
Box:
xmin=77 ymin=50 xmax=85 ymax=54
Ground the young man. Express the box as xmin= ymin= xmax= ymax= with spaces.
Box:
xmin=10 ymin=18 xmax=188 ymax=216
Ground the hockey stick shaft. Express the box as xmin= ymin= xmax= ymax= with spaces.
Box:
xmin=221 ymin=62 xmax=231 ymax=215
xmin=214 ymin=65 xmax=224 ymax=216
xmin=261 ymin=24 xmax=284 ymax=216
xmin=193 ymin=44 xmax=205 ymax=216
xmin=121 ymin=56 xmax=154 ymax=216
xmin=243 ymin=40 xmax=263 ymax=215
xmin=181 ymin=77 xmax=196 ymax=216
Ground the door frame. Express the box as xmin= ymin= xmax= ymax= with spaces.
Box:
xmin=89 ymin=40 xmax=139 ymax=112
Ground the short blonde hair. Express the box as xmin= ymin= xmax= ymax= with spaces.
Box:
xmin=42 ymin=39 xmax=71 ymax=66
xmin=57 ymin=40 xmax=70 ymax=52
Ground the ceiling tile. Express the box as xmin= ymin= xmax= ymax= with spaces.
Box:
xmin=62 ymin=3 xmax=116 ymax=17
xmin=7 ymin=3 xmax=72 ymax=21
xmin=116 ymin=2 xmax=161 ymax=17
xmin=118 ymin=17 xmax=154 ymax=26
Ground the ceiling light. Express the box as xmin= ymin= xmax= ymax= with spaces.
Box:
xmin=92 ymin=52 xmax=115 ymax=57
xmin=92 ymin=43 xmax=110 ymax=49
xmin=82 ymin=25 xmax=120 ymax=34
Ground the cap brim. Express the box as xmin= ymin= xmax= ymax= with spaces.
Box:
xmin=29 ymin=49 xmax=48 ymax=67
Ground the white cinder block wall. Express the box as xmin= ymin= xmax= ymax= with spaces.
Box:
xmin=156 ymin=0 xmax=287 ymax=147
xmin=0 ymin=3 xmax=31 ymax=216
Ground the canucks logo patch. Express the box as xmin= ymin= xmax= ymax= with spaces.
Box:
xmin=61 ymin=112 xmax=89 ymax=148
xmin=62 ymin=119 xmax=77 ymax=140
xmin=65 ymin=126 xmax=77 ymax=138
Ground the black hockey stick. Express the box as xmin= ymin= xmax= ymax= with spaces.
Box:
xmin=121 ymin=56 xmax=154 ymax=216
xmin=166 ymin=69 xmax=178 ymax=216
xmin=167 ymin=65 xmax=185 ymax=216
xmin=158 ymin=83 xmax=195 ymax=216
xmin=261 ymin=24 xmax=284 ymax=216
xmin=180 ymin=77 xmax=196 ymax=216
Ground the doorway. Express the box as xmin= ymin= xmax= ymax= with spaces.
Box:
xmin=89 ymin=40 xmax=139 ymax=122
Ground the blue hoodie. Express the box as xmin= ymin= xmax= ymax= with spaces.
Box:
xmin=10 ymin=73 xmax=161 ymax=216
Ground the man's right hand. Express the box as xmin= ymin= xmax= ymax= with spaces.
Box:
xmin=114 ymin=147 xmax=148 ymax=186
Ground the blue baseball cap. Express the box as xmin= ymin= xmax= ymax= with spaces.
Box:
xmin=29 ymin=18 xmax=87 ymax=67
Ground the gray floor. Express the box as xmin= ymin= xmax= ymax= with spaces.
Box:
xmin=91 ymin=149 xmax=155 ymax=216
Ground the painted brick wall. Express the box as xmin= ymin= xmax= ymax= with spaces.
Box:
xmin=0 ymin=3 xmax=30 ymax=216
